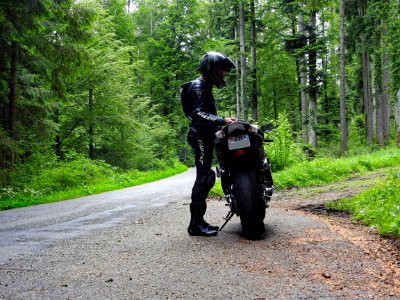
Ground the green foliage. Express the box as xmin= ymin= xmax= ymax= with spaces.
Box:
xmin=210 ymin=148 xmax=400 ymax=198
xmin=0 ymin=128 xmax=15 ymax=184
xmin=352 ymin=115 xmax=366 ymax=139
xmin=0 ymin=158 xmax=188 ymax=210
xmin=1 ymin=0 xmax=400 ymax=200
xmin=0 ymin=0 xmax=98 ymax=185
xmin=327 ymin=172 xmax=400 ymax=236
xmin=31 ymin=157 xmax=114 ymax=192
xmin=257 ymin=26 xmax=299 ymax=124
xmin=272 ymin=148 xmax=400 ymax=189
xmin=264 ymin=113 xmax=306 ymax=171
xmin=208 ymin=178 xmax=223 ymax=198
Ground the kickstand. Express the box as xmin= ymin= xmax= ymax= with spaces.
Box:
xmin=219 ymin=211 xmax=235 ymax=231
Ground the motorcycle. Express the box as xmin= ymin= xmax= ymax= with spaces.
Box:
xmin=215 ymin=121 xmax=274 ymax=239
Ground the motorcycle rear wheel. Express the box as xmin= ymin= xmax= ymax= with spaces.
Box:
xmin=232 ymin=170 xmax=266 ymax=239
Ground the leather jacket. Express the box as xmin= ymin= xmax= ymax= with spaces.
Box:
xmin=187 ymin=78 xmax=225 ymax=136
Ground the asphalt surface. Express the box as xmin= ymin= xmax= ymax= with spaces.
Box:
xmin=0 ymin=168 xmax=398 ymax=299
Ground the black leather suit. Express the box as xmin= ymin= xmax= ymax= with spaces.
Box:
xmin=186 ymin=78 xmax=225 ymax=205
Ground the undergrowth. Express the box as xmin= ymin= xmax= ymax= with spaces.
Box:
xmin=0 ymin=158 xmax=188 ymax=211
xmin=210 ymin=147 xmax=400 ymax=196
xmin=272 ymin=148 xmax=400 ymax=189
xmin=209 ymin=147 xmax=400 ymax=237
xmin=326 ymin=172 xmax=400 ymax=236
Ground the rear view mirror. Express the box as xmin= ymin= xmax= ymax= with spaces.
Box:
xmin=260 ymin=123 xmax=274 ymax=133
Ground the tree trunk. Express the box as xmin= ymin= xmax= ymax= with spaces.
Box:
xmin=239 ymin=0 xmax=247 ymax=120
xmin=236 ymin=55 xmax=241 ymax=119
xmin=8 ymin=41 xmax=17 ymax=141
xmin=7 ymin=41 xmax=18 ymax=171
xmin=362 ymin=46 xmax=373 ymax=144
xmin=321 ymin=15 xmax=329 ymax=138
xmin=55 ymin=133 xmax=62 ymax=159
xmin=308 ymin=11 xmax=318 ymax=147
xmin=235 ymin=24 xmax=241 ymax=119
xmin=298 ymin=13 xmax=308 ymax=143
xmin=339 ymin=0 xmax=347 ymax=154
xmin=0 ymin=48 xmax=7 ymax=131
xmin=54 ymin=108 xmax=62 ymax=159
xmin=359 ymin=0 xmax=373 ymax=144
xmin=381 ymin=25 xmax=390 ymax=143
xmin=88 ymin=88 xmax=94 ymax=160
xmin=236 ymin=58 xmax=242 ymax=119
xmin=375 ymin=48 xmax=384 ymax=146
xmin=0 ymin=47 xmax=7 ymax=171
xmin=250 ymin=0 xmax=257 ymax=122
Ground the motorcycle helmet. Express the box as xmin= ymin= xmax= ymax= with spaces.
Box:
xmin=197 ymin=52 xmax=236 ymax=88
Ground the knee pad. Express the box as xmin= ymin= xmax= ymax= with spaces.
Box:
xmin=204 ymin=169 xmax=216 ymax=190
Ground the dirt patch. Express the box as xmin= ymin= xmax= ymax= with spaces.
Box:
xmin=295 ymin=203 xmax=400 ymax=261
xmin=318 ymin=212 xmax=399 ymax=294
xmin=284 ymin=180 xmax=400 ymax=297
xmin=295 ymin=203 xmax=350 ymax=218
xmin=273 ymin=169 xmax=389 ymax=206
xmin=214 ymin=168 xmax=400 ymax=297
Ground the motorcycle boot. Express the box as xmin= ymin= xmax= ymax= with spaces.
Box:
xmin=198 ymin=202 xmax=219 ymax=231
xmin=188 ymin=203 xmax=218 ymax=236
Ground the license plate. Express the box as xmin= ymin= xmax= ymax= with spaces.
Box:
xmin=228 ymin=134 xmax=250 ymax=150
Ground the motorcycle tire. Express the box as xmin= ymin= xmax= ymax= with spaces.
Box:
xmin=232 ymin=170 xmax=266 ymax=240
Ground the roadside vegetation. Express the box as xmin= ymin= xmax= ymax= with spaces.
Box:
xmin=272 ymin=148 xmax=400 ymax=189
xmin=0 ymin=158 xmax=187 ymax=211
xmin=326 ymin=172 xmax=400 ymax=236
xmin=272 ymin=146 xmax=400 ymax=238
xmin=211 ymin=147 xmax=400 ymax=194
xmin=210 ymin=146 xmax=400 ymax=237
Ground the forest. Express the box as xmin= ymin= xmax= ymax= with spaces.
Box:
xmin=1 ymin=0 xmax=400 ymax=191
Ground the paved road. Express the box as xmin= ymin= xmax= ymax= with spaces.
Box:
xmin=0 ymin=169 xmax=398 ymax=299
xmin=0 ymin=169 xmax=194 ymax=264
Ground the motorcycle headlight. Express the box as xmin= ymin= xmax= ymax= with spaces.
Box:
xmin=248 ymin=124 xmax=258 ymax=133
xmin=215 ymin=130 xmax=226 ymax=138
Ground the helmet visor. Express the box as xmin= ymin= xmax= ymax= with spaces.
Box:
xmin=217 ymin=57 xmax=236 ymax=72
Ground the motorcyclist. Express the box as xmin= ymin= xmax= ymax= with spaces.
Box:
xmin=181 ymin=51 xmax=236 ymax=236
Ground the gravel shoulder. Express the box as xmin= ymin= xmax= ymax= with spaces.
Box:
xmin=0 ymin=171 xmax=399 ymax=299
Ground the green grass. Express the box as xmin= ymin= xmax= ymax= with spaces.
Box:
xmin=210 ymin=147 xmax=400 ymax=196
xmin=209 ymin=179 xmax=223 ymax=198
xmin=209 ymin=147 xmax=400 ymax=237
xmin=0 ymin=162 xmax=188 ymax=211
xmin=272 ymin=148 xmax=400 ymax=190
xmin=326 ymin=173 xmax=400 ymax=236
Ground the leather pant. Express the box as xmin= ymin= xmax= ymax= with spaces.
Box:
xmin=187 ymin=129 xmax=216 ymax=205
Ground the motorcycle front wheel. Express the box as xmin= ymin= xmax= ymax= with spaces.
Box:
xmin=232 ymin=170 xmax=266 ymax=239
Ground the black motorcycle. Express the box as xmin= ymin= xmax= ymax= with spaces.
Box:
xmin=215 ymin=121 xmax=273 ymax=239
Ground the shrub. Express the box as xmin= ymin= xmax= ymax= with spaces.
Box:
xmin=264 ymin=113 xmax=305 ymax=171
xmin=0 ymin=159 xmax=188 ymax=210
xmin=31 ymin=157 xmax=116 ymax=192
